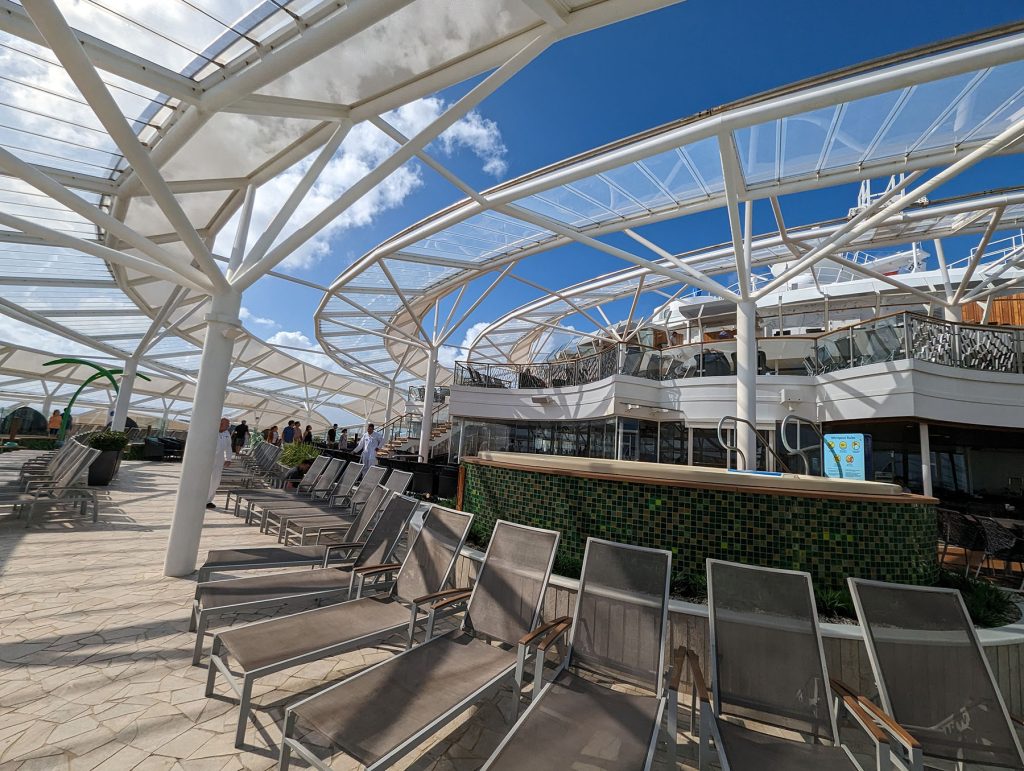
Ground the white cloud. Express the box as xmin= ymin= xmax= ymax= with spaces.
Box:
xmin=238 ymin=306 xmax=279 ymax=328
xmin=438 ymin=321 xmax=491 ymax=369
xmin=266 ymin=330 xmax=337 ymax=370
xmin=214 ymin=97 xmax=508 ymax=272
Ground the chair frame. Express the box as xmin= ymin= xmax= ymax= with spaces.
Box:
xmin=849 ymin=578 xmax=1024 ymax=771
xmin=278 ymin=520 xmax=560 ymax=771
xmin=206 ymin=500 xmax=456 ymax=748
xmin=483 ymin=537 xmax=678 ymax=770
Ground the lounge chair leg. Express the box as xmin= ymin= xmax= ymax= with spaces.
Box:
xmin=279 ymin=710 xmax=297 ymax=770
xmin=235 ymin=675 xmax=254 ymax=748
xmin=192 ymin=612 xmax=209 ymax=666
xmin=188 ymin=601 xmax=199 ymax=633
xmin=205 ymin=641 xmax=221 ymax=697
xmin=666 ymin=691 xmax=678 ymax=767
xmin=698 ymin=710 xmax=712 ymax=771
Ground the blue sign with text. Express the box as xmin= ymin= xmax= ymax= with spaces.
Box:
xmin=823 ymin=433 xmax=870 ymax=481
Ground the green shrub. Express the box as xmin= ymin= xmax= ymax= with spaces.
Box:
xmin=671 ymin=570 xmax=707 ymax=601
xmin=937 ymin=570 xmax=1021 ymax=628
xmin=552 ymin=551 xmax=582 ymax=579
xmin=815 ymin=587 xmax=854 ymax=619
xmin=279 ymin=443 xmax=320 ymax=467
xmin=87 ymin=431 xmax=129 ymax=451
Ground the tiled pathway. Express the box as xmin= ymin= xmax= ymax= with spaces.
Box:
xmin=0 ymin=455 xmax=699 ymax=770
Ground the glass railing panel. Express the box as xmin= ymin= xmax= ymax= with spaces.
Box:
xmin=956 ymin=324 xmax=1020 ymax=373
xmin=907 ymin=315 xmax=957 ymax=367
xmin=758 ymin=337 xmax=815 ymax=375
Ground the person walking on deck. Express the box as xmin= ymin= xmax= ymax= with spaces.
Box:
xmin=281 ymin=421 xmax=296 ymax=444
xmin=207 ymin=417 xmax=232 ymax=510
xmin=353 ymin=423 xmax=383 ymax=477
xmin=47 ymin=410 xmax=62 ymax=436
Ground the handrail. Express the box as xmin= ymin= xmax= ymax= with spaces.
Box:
xmin=779 ymin=414 xmax=843 ymax=477
xmin=715 ymin=415 xmax=792 ymax=473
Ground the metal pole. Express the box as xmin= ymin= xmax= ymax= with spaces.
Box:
xmin=919 ymin=421 xmax=933 ymax=498
xmin=736 ymin=300 xmax=758 ymax=470
xmin=383 ymin=382 xmax=397 ymax=438
xmin=110 ymin=356 xmax=138 ymax=431
xmin=417 ymin=347 xmax=438 ymax=463
xmin=163 ymin=289 xmax=242 ymax=577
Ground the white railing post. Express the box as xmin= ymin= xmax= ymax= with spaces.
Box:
xmin=736 ymin=300 xmax=758 ymax=470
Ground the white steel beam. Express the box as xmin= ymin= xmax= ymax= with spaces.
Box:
xmin=23 ymin=0 xmax=228 ymax=291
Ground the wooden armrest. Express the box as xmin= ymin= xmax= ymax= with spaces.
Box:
xmin=1010 ymin=713 xmax=1024 ymax=728
xmin=519 ymin=616 xmax=572 ymax=647
xmin=431 ymin=590 xmax=472 ymax=611
xmin=413 ymin=588 xmax=472 ymax=604
xmin=858 ymin=697 xmax=920 ymax=749
xmin=537 ymin=618 xmax=573 ymax=651
xmin=354 ymin=562 xmax=401 ymax=576
xmin=842 ymin=696 xmax=889 ymax=745
xmin=830 ymin=677 xmax=858 ymax=700
xmin=683 ymin=648 xmax=709 ymax=703
xmin=670 ymin=646 xmax=686 ymax=690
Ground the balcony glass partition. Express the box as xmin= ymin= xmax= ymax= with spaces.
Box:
xmin=454 ymin=312 xmax=1023 ymax=389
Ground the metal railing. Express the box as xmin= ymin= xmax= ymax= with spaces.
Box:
xmin=454 ymin=312 xmax=1024 ymax=390
xmin=715 ymin=415 xmax=792 ymax=473
xmin=779 ymin=414 xmax=842 ymax=477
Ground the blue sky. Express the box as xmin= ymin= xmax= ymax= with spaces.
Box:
xmin=241 ymin=0 xmax=1024 ymax=359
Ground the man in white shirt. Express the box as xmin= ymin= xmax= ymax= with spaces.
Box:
xmin=353 ymin=423 xmax=383 ymax=477
xmin=207 ymin=417 xmax=233 ymax=509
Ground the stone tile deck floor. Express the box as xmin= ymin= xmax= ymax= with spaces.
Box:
xmin=0 ymin=455 xmax=707 ymax=770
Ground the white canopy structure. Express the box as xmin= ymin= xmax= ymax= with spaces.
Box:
xmin=315 ymin=22 xmax=1024 ymax=474
xmin=0 ymin=0 xmax=681 ymax=575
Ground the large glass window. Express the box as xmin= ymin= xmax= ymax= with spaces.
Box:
xmin=659 ymin=421 xmax=687 ymax=465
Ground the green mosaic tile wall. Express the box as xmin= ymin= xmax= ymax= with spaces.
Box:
xmin=462 ymin=462 xmax=937 ymax=589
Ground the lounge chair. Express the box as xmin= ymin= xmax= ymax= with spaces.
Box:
xmin=279 ymin=470 xmax=412 ymax=546
xmin=279 ymin=519 xmax=560 ymax=770
xmin=224 ymin=454 xmax=331 ymax=515
xmin=483 ymin=538 xmax=678 ymax=770
xmin=0 ymin=443 xmax=100 ymax=526
xmin=207 ymin=504 xmax=473 ymax=747
xmin=260 ymin=463 xmax=375 ymax=537
xmin=189 ymin=487 xmax=404 ymax=665
xmin=849 ymin=578 xmax=1024 ymax=770
xmin=239 ymin=458 xmax=349 ymax=525
xmin=690 ymin=560 xmax=893 ymax=770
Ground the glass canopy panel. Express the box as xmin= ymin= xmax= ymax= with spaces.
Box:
xmin=778 ymin=107 xmax=838 ymax=180
xmin=403 ymin=211 xmax=551 ymax=261
xmin=733 ymin=120 xmax=778 ymax=185
xmin=160 ymin=113 xmax=318 ymax=181
xmin=515 ymin=187 xmax=607 ymax=227
xmin=568 ymin=175 xmax=646 ymax=219
xmin=817 ymin=89 xmax=902 ymax=171
xmin=641 ymin=147 xmax=707 ymax=201
xmin=124 ymin=190 xmax=234 ymax=234
xmin=917 ymin=61 xmax=1024 ymax=151
xmin=0 ymin=243 xmax=109 ymax=278
xmin=867 ymin=73 xmax=979 ymax=161
xmin=254 ymin=0 xmax=535 ymax=103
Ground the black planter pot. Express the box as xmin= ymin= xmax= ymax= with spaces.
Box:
xmin=88 ymin=449 xmax=123 ymax=486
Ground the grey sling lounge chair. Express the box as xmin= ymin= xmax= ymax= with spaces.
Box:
xmin=207 ymin=504 xmax=473 ymax=748
xmin=190 ymin=488 xmax=403 ymax=665
xmin=280 ymin=470 xmax=412 ymax=547
xmin=0 ymin=444 xmax=100 ymax=526
xmin=691 ymin=560 xmax=892 ymax=771
xmin=279 ymin=519 xmax=560 ymax=770
xmin=849 ymin=578 xmax=1024 ymax=771
xmin=261 ymin=463 xmax=374 ymax=537
xmin=247 ymin=459 xmax=353 ymax=530
xmin=483 ymin=538 xmax=679 ymax=771
xmin=197 ymin=484 xmax=399 ymax=583
xmin=225 ymin=454 xmax=332 ymax=515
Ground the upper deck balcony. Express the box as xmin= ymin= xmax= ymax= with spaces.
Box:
xmin=454 ymin=311 xmax=1024 ymax=389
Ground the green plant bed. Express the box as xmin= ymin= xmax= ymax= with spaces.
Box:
xmin=125 ymin=443 xmax=146 ymax=461
xmin=279 ymin=443 xmax=320 ymax=467
xmin=16 ymin=438 xmax=57 ymax=451
xmin=937 ymin=570 xmax=1022 ymax=628
xmin=86 ymin=431 xmax=129 ymax=451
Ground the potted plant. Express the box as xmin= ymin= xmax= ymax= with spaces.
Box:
xmin=87 ymin=430 xmax=130 ymax=486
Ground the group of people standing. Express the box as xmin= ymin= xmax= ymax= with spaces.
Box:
xmin=256 ymin=420 xmax=315 ymax=447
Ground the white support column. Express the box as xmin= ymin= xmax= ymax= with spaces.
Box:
xmin=41 ymin=394 xmax=53 ymax=418
xmin=164 ymin=289 xmax=242 ymax=577
xmin=417 ymin=348 xmax=438 ymax=462
xmin=919 ymin=421 xmax=933 ymax=498
xmin=111 ymin=356 xmax=138 ymax=431
xmin=383 ymin=381 xmax=397 ymax=436
xmin=736 ymin=300 xmax=758 ymax=470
